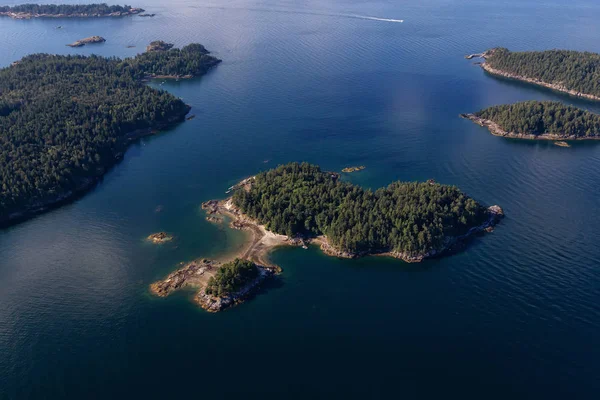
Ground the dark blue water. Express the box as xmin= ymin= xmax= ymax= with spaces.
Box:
xmin=1 ymin=0 xmax=599 ymax=398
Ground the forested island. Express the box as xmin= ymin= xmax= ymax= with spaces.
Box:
xmin=231 ymin=163 xmax=503 ymax=262
xmin=0 ymin=3 xmax=143 ymax=19
xmin=473 ymin=48 xmax=600 ymax=101
xmin=0 ymin=43 xmax=221 ymax=225
xmin=461 ymin=101 xmax=600 ymax=140
xmin=150 ymin=163 xmax=502 ymax=312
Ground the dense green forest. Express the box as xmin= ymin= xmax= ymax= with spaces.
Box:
xmin=0 ymin=44 xmax=220 ymax=221
xmin=205 ymin=259 xmax=260 ymax=297
xmin=486 ymin=48 xmax=600 ymax=97
xmin=0 ymin=3 xmax=140 ymax=16
xmin=129 ymin=43 xmax=221 ymax=77
xmin=475 ymin=101 xmax=600 ymax=137
xmin=233 ymin=163 xmax=488 ymax=256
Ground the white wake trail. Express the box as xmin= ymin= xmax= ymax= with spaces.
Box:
xmin=192 ymin=5 xmax=404 ymax=24
xmin=347 ymin=15 xmax=404 ymax=23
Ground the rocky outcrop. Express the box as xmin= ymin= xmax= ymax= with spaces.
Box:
xmin=147 ymin=232 xmax=173 ymax=244
xmin=342 ymin=166 xmax=366 ymax=173
xmin=67 ymin=36 xmax=106 ymax=47
xmin=150 ymin=259 xmax=218 ymax=297
xmin=146 ymin=40 xmax=174 ymax=52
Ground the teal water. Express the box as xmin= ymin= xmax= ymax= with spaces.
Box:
xmin=1 ymin=0 xmax=600 ymax=398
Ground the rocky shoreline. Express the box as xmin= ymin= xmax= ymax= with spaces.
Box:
xmin=150 ymin=258 xmax=279 ymax=313
xmin=316 ymin=205 xmax=504 ymax=262
xmin=460 ymin=113 xmax=600 ymax=141
xmin=467 ymin=50 xmax=600 ymax=101
xmin=150 ymin=180 xmax=504 ymax=312
xmin=0 ymin=106 xmax=191 ymax=227
xmin=0 ymin=8 xmax=143 ymax=19
xmin=202 ymin=186 xmax=503 ymax=265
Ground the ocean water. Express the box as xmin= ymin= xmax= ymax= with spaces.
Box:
xmin=1 ymin=0 xmax=599 ymax=398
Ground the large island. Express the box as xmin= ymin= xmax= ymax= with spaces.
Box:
xmin=151 ymin=163 xmax=503 ymax=312
xmin=0 ymin=3 xmax=143 ymax=19
xmin=461 ymin=101 xmax=600 ymax=141
xmin=471 ymin=48 xmax=600 ymax=101
xmin=0 ymin=42 xmax=221 ymax=226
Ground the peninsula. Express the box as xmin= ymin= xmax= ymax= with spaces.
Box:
xmin=151 ymin=163 xmax=502 ymax=312
xmin=461 ymin=101 xmax=600 ymax=141
xmin=67 ymin=36 xmax=106 ymax=47
xmin=0 ymin=43 xmax=221 ymax=226
xmin=469 ymin=48 xmax=600 ymax=101
xmin=0 ymin=3 xmax=143 ymax=19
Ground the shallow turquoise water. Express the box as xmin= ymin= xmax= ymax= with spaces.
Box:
xmin=1 ymin=0 xmax=599 ymax=398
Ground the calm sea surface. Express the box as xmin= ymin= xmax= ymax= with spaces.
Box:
xmin=1 ymin=0 xmax=599 ymax=398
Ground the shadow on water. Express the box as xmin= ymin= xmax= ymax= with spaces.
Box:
xmin=482 ymin=69 xmax=600 ymax=111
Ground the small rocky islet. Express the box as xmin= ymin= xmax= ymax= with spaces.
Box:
xmin=146 ymin=232 xmax=173 ymax=244
xmin=341 ymin=165 xmax=366 ymax=173
xmin=67 ymin=36 xmax=106 ymax=47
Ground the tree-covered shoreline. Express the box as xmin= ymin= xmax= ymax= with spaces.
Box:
xmin=468 ymin=101 xmax=600 ymax=139
xmin=0 ymin=3 xmax=143 ymax=18
xmin=483 ymin=48 xmax=600 ymax=100
xmin=0 ymin=43 xmax=221 ymax=224
xmin=205 ymin=259 xmax=261 ymax=297
xmin=233 ymin=163 xmax=501 ymax=259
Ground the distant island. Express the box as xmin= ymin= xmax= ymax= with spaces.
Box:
xmin=0 ymin=3 xmax=143 ymax=19
xmin=150 ymin=162 xmax=503 ymax=312
xmin=67 ymin=36 xmax=106 ymax=47
xmin=469 ymin=48 xmax=600 ymax=101
xmin=461 ymin=101 xmax=600 ymax=141
xmin=0 ymin=42 xmax=221 ymax=226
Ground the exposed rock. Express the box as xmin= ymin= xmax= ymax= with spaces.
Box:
xmin=67 ymin=36 xmax=106 ymax=47
xmin=150 ymin=259 xmax=217 ymax=297
xmin=146 ymin=40 xmax=174 ymax=52
xmin=147 ymin=232 xmax=173 ymax=244
xmin=554 ymin=141 xmax=571 ymax=148
xmin=342 ymin=166 xmax=366 ymax=173
xmin=201 ymin=199 xmax=220 ymax=214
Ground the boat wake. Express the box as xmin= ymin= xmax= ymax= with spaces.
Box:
xmin=347 ymin=15 xmax=404 ymax=23
xmin=191 ymin=5 xmax=404 ymax=24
